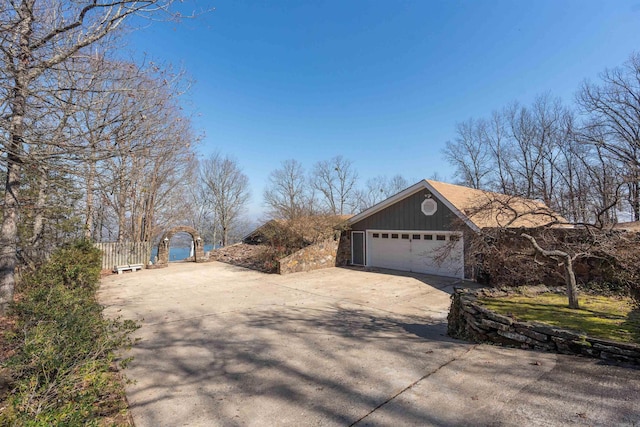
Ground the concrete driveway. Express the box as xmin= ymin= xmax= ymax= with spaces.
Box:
xmin=99 ymin=262 xmax=640 ymax=427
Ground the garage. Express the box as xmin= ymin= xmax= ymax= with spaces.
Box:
xmin=346 ymin=179 xmax=562 ymax=280
xmin=347 ymin=180 xmax=471 ymax=278
xmin=367 ymin=230 xmax=464 ymax=278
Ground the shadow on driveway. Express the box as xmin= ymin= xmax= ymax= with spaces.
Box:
xmin=126 ymin=304 xmax=467 ymax=426
xmin=102 ymin=263 xmax=640 ymax=426
xmin=125 ymin=302 xmax=640 ymax=427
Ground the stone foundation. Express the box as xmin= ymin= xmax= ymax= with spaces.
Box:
xmin=448 ymin=287 xmax=640 ymax=365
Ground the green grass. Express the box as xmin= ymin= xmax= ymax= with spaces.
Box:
xmin=479 ymin=293 xmax=640 ymax=344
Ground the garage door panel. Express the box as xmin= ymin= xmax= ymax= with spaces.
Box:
xmin=367 ymin=231 xmax=463 ymax=278
xmin=411 ymin=237 xmax=464 ymax=277
xmin=368 ymin=235 xmax=410 ymax=271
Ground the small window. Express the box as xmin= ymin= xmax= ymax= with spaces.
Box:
xmin=436 ymin=235 xmax=446 ymax=241
xmin=450 ymin=235 xmax=460 ymax=242
xmin=372 ymin=233 xmax=379 ymax=238
xmin=401 ymin=234 xmax=409 ymax=239
xmin=412 ymin=234 xmax=421 ymax=240
xmin=391 ymin=233 xmax=399 ymax=239
xmin=382 ymin=233 xmax=389 ymax=238
xmin=424 ymin=234 xmax=433 ymax=240
xmin=421 ymin=198 xmax=438 ymax=216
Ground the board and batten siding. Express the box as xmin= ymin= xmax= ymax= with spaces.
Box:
xmin=350 ymin=189 xmax=457 ymax=232
xmin=94 ymin=242 xmax=151 ymax=270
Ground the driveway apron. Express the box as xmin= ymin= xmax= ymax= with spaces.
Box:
xmin=99 ymin=262 xmax=640 ymax=426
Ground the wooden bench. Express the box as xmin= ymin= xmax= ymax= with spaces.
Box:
xmin=114 ymin=264 xmax=144 ymax=274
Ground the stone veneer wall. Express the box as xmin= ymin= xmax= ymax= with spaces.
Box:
xmin=335 ymin=231 xmax=351 ymax=267
xmin=448 ymin=287 xmax=640 ymax=365
xmin=278 ymin=239 xmax=340 ymax=275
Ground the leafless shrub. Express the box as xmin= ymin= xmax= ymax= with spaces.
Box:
xmin=249 ymin=215 xmax=348 ymax=272
xmin=471 ymin=227 xmax=640 ymax=305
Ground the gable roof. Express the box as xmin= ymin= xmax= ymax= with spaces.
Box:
xmin=347 ymin=180 xmax=563 ymax=232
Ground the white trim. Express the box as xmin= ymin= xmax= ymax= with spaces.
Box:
xmin=424 ymin=181 xmax=479 ymax=232
xmin=347 ymin=180 xmax=480 ymax=232
xmin=351 ymin=231 xmax=365 ymax=266
xmin=365 ymin=231 xmax=370 ymax=267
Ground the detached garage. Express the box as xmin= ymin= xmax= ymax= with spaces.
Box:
xmin=346 ymin=180 xmax=558 ymax=279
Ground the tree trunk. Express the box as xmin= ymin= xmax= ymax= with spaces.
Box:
xmin=117 ymin=202 xmax=127 ymax=244
xmin=563 ymin=257 xmax=579 ymax=309
xmin=143 ymin=192 xmax=156 ymax=243
xmin=633 ymin=179 xmax=640 ymax=222
xmin=0 ymin=160 xmax=21 ymax=314
xmin=84 ymin=156 xmax=96 ymax=239
xmin=521 ymin=232 xmax=580 ymax=309
xmin=116 ymin=163 xmax=128 ymax=243
xmin=27 ymin=167 xmax=48 ymax=264
xmin=222 ymin=226 xmax=227 ymax=247
xmin=0 ymin=2 xmax=31 ymax=314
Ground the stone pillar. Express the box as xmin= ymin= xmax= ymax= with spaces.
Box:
xmin=194 ymin=237 xmax=205 ymax=262
xmin=157 ymin=237 xmax=170 ymax=265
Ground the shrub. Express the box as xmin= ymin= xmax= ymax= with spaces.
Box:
xmin=253 ymin=215 xmax=346 ymax=272
xmin=1 ymin=240 xmax=138 ymax=426
xmin=19 ymin=239 xmax=102 ymax=293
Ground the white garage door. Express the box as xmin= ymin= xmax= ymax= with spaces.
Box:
xmin=367 ymin=231 xmax=464 ymax=278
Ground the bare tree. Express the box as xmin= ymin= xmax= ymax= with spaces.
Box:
xmin=0 ymin=0 xmax=183 ymax=311
xmin=78 ymin=57 xmax=195 ymax=244
xmin=69 ymin=55 xmax=137 ymax=240
xmin=310 ymin=155 xmax=358 ymax=215
xmin=263 ymin=159 xmax=311 ymax=220
xmin=185 ymin=158 xmax=216 ymax=243
xmin=16 ymin=69 xmax=81 ymax=264
xmin=459 ymin=194 xmax=581 ymax=308
xmin=460 ymin=185 xmax=640 ymax=310
xmin=576 ymin=52 xmax=640 ymax=221
xmin=485 ymin=110 xmax=516 ymax=194
xmin=354 ymin=174 xmax=409 ymax=212
xmin=504 ymin=101 xmax=546 ymax=199
xmin=439 ymin=54 xmax=640 ymax=309
xmin=442 ymin=94 xmax=616 ymax=225
xmin=199 ymin=152 xmax=250 ymax=246
xmin=443 ymin=118 xmax=492 ymax=189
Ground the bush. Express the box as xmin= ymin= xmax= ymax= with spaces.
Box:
xmin=1 ymin=240 xmax=138 ymax=426
xmin=253 ymin=216 xmax=345 ymax=272
xmin=19 ymin=239 xmax=102 ymax=293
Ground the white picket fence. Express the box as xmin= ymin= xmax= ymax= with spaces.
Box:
xmin=94 ymin=242 xmax=151 ymax=270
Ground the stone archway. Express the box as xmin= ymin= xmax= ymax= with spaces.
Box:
xmin=156 ymin=226 xmax=205 ymax=265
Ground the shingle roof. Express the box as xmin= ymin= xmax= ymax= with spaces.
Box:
xmin=347 ymin=179 xmax=564 ymax=231
xmin=613 ymin=221 xmax=640 ymax=231
xmin=426 ymin=180 xmax=564 ymax=229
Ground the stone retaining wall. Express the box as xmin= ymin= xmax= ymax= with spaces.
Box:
xmin=336 ymin=231 xmax=351 ymax=267
xmin=448 ymin=287 xmax=640 ymax=365
xmin=278 ymin=239 xmax=339 ymax=275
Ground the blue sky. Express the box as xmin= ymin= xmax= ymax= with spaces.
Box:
xmin=127 ymin=0 xmax=640 ymax=217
